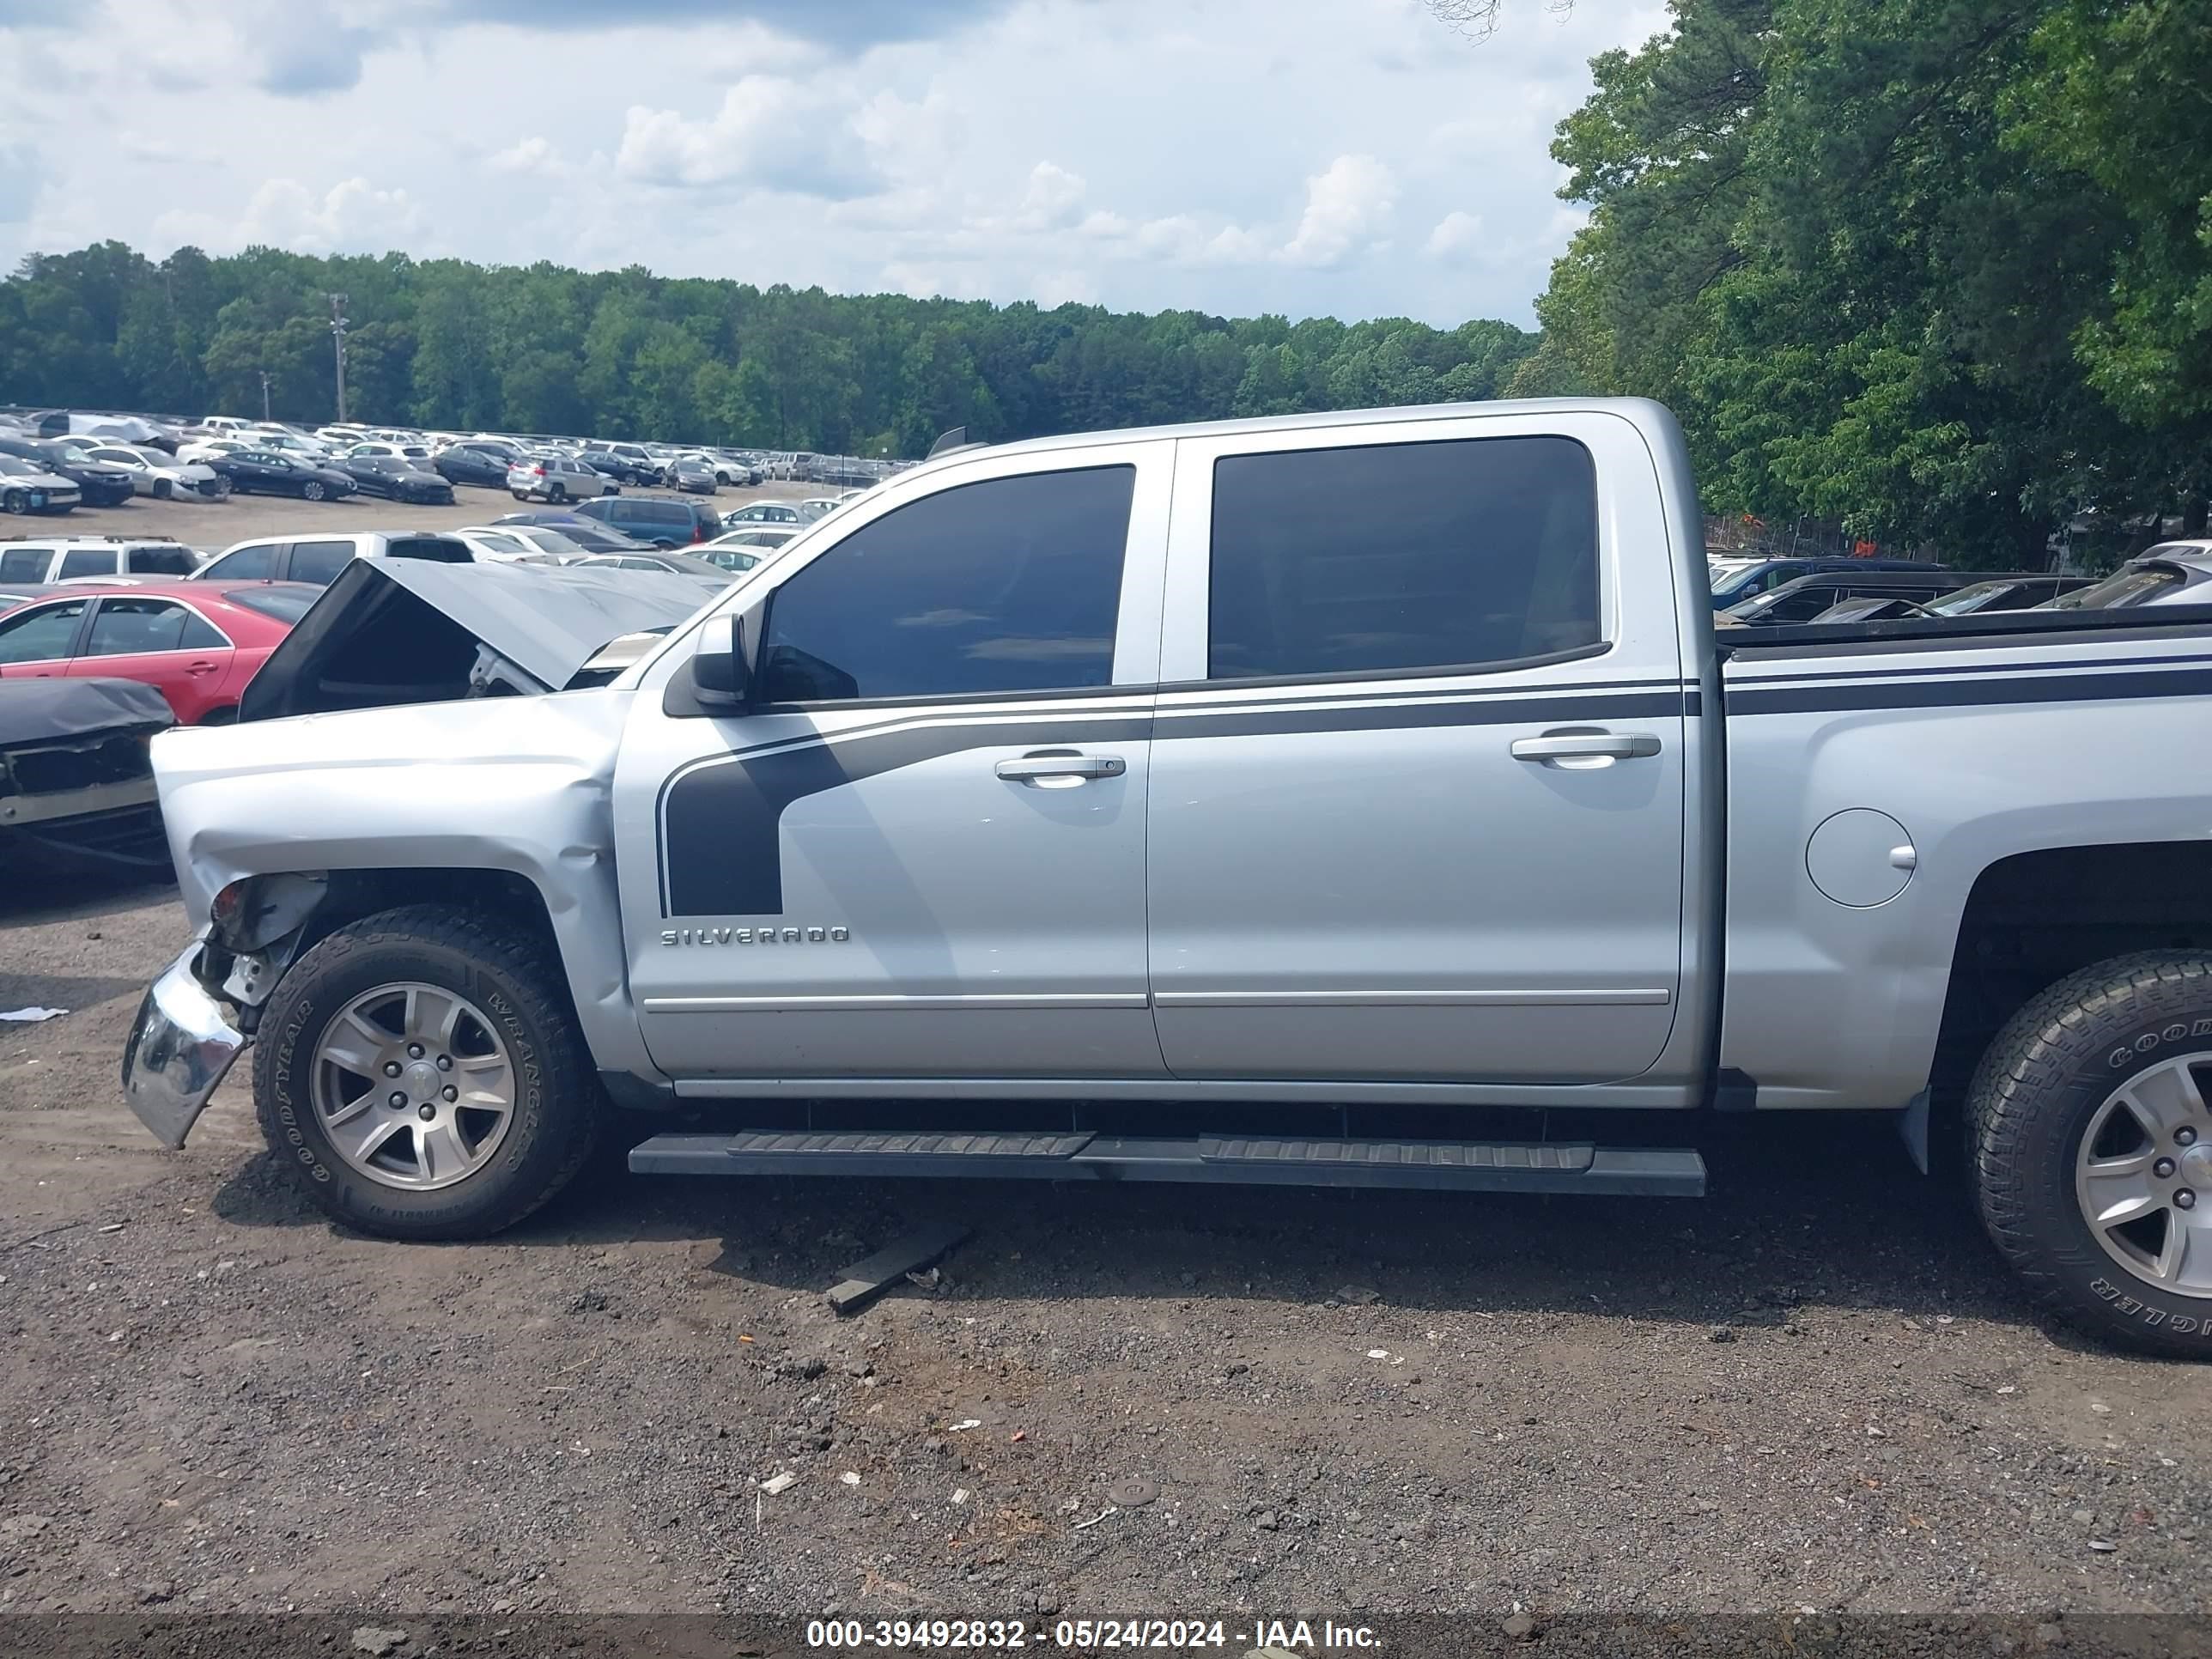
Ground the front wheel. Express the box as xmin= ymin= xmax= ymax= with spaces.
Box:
xmin=1974 ymin=953 xmax=2212 ymax=1356
xmin=301 ymin=480 xmax=326 ymax=501
xmin=2 ymin=489 xmax=24 ymax=514
xmin=254 ymin=905 xmax=601 ymax=1240
xmin=153 ymin=478 xmax=173 ymax=500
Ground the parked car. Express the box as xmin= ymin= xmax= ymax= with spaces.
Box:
xmin=507 ymin=454 xmax=612 ymax=504
xmin=0 ymin=438 xmax=137 ymax=507
xmin=1708 ymin=555 xmax=1945 ymax=610
xmin=0 ymin=536 xmax=198 ymax=585
xmin=570 ymin=494 xmax=719 ymax=547
xmin=203 ymin=450 xmax=359 ymax=502
xmin=573 ymin=550 xmax=734 ymax=580
xmin=797 ymin=496 xmax=842 ymax=522
xmin=691 ymin=545 xmax=775 ymax=575
xmin=704 ymin=526 xmax=800 ymax=554
xmin=331 ymin=454 xmax=457 ymax=506
xmin=0 ymin=580 xmax=316 ymax=723
xmin=1720 ymin=568 xmax=1983 ymax=626
xmin=661 ymin=458 xmax=720 ymax=495
xmin=118 ymin=396 xmax=2212 ymax=1362
xmin=2043 ymin=543 xmax=2212 ymax=611
xmin=701 ymin=451 xmax=760 ymax=487
xmin=177 ymin=437 xmax=252 ymax=465
xmin=192 ymin=532 xmax=475 ymax=586
xmin=489 ymin=514 xmax=653 ymax=555
xmin=72 ymin=442 xmax=231 ymax=501
xmin=581 ymin=442 xmax=660 ymax=486
xmin=446 ymin=528 xmax=552 ymax=562
xmin=434 ymin=443 xmax=520 ymax=489
xmin=343 ymin=441 xmax=440 ymax=470
xmin=1813 ymin=574 xmax=2097 ymax=623
xmin=721 ymin=501 xmax=805 ymax=531
xmin=0 ymin=454 xmax=82 ymax=515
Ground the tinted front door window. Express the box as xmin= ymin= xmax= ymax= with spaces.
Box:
xmin=757 ymin=465 xmax=1133 ymax=703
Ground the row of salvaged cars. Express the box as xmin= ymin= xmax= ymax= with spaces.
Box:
xmin=1708 ymin=548 xmax=2212 ymax=625
xmin=0 ymin=407 xmax=904 ymax=518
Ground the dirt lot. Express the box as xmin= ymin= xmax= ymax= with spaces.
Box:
xmin=6 ymin=857 xmax=2212 ymax=1629
xmin=33 ymin=476 xmax=813 ymax=555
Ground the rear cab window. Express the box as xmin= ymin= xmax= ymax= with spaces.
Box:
xmin=128 ymin=545 xmax=196 ymax=576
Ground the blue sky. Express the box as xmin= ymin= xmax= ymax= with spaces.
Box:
xmin=0 ymin=0 xmax=1666 ymax=326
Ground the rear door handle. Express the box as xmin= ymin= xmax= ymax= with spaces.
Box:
xmin=1510 ymin=730 xmax=1662 ymax=766
xmin=994 ymin=750 xmax=1127 ymax=785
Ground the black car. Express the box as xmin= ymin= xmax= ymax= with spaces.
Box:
xmin=1708 ymin=555 xmax=1945 ymax=610
xmin=1721 ymin=568 xmax=1981 ymax=626
xmin=205 ymin=449 xmax=359 ymax=501
xmin=0 ymin=437 xmax=135 ymax=507
xmin=570 ymin=494 xmax=719 ymax=548
xmin=434 ymin=443 xmax=517 ymax=489
xmin=661 ymin=457 xmax=720 ymax=495
xmin=333 ymin=454 xmax=456 ymax=505
xmin=580 ymin=452 xmax=654 ymax=488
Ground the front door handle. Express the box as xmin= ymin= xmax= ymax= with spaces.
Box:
xmin=1510 ymin=730 xmax=1662 ymax=767
xmin=995 ymin=750 xmax=1127 ymax=786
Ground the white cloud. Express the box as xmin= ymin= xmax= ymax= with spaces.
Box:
xmin=157 ymin=176 xmax=421 ymax=257
xmin=1425 ymin=209 xmax=1483 ymax=263
xmin=488 ymin=137 xmax=561 ymax=176
xmin=1279 ymin=153 xmax=1396 ymax=268
xmin=617 ymin=75 xmax=882 ymax=198
xmin=1017 ymin=162 xmax=1087 ymax=231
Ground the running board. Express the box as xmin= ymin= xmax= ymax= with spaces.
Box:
xmin=628 ymin=1130 xmax=1705 ymax=1197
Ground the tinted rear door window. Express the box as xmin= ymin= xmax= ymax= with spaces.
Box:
xmin=57 ymin=549 xmax=114 ymax=581
xmin=0 ymin=548 xmax=51 ymax=580
xmin=758 ymin=465 xmax=1134 ymax=704
xmin=128 ymin=545 xmax=196 ymax=576
xmin=1206 ymin=434 xmax=1601 ymax=679
xmin=206 ymin=543 xmax=278 ymax=580
xmin=85 ymin=598 xmax=225 ymax=654
xmin=289 ymin=540 xmax=355 ymax=585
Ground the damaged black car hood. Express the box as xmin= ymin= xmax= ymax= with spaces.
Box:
xmin=239 ymin=557 xmax=726 ymax=720
xmin=0 ymin=678 xmax=173 ymax=747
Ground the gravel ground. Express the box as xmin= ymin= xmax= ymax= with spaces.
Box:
xmin=40 ymin=477 xmax=813 ymax=556
xmin=6 ymin=866 xmax=2212 ymax=1628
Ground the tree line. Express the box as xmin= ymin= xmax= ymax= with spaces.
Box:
xmin=1517 ymin=0 xmax=2211 ymax=565
xmin=0 ymin=241 xmax=1538 ymax=460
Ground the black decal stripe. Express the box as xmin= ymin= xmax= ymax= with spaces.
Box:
xmin=659 ymin=686 xmax=1692 ymax=917
xmin=1729 ymin=664 xmax=2212 ymax=717
xmin=1731 ymin=650 xmax=2212 ymax=690
xmin=662 ymin=712 xmax=1153 ymax=916
xmin=1156 ymin=688 xmax=1688 ymax=740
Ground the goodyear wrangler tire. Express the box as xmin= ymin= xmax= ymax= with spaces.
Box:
xmin=1972 ymin=953 xmax=2212 ymax=1357
xmin=253 ymin=904 xmax=599 ymax=1241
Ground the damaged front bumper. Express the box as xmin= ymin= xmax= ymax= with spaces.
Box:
xmin=120 ymin=936 xmax=246 ymax=1150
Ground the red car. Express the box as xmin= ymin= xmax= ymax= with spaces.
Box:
xmin=0 ymin=580 xmax=319 ymax=725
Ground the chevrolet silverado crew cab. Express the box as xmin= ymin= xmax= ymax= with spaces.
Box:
xmin=121 ymin=398 xmax=2212 ymax=1355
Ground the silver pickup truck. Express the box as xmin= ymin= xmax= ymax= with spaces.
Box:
xmin=120 ymin=398 xmax=2212 ymax=1355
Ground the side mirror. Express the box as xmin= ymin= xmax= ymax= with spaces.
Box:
xmin=690 ymin=613 xmax=750 ymax=710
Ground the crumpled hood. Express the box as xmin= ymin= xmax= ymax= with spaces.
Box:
xmin=0 ymin=678 xmax=173 ymax=748
xmin=239 ymin=556 xmax=721 ymax=720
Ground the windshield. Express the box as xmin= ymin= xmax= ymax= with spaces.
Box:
xmin=0 ymin=456 xmax=35 ymax=477
xmin=1923 ymin=580 xmax=2014 ymax=616
xmin=2045 ymin=564 xmax=2186 ymax=610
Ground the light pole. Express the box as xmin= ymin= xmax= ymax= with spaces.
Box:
xmin=329 ymin=293 xmax=349 ymax=422
xmin=259 ymin=371 xmax=272 ymax=422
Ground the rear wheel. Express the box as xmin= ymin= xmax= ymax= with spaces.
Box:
xmin=1973 ymin=953 xmax=2212 ymax=1357
xmin=255 ymin=905 xmax=600 ymax=1240
xmin=549 ymin=483 xmax=567 ymax=503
